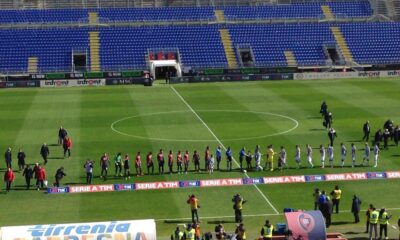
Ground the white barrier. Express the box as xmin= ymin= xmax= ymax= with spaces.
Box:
xmin=0 ymin=219 xmax=156 ymax=240
xmin=40 ymin=79 xmax=106 ymax=87
xmin=294 ymin=70 xmax=400 ymax=80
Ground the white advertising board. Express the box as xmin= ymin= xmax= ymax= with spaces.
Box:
xmin=0 ymin=219 xmax=156 ymax=240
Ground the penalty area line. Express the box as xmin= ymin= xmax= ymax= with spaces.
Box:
xmin=171 ymin=86 xmax=280 ymax=214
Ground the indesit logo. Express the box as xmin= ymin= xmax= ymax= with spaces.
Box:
xmin=298 ymin=213 xmax=315 ymax=232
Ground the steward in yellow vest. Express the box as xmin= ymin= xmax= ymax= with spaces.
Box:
xmin=183 ymin=224 xmax=195 ymax=240
xmin=379 ymin=208 xmax=391 ymax=240
xmin=260 ymin=220 xmax=274 ymax=240
xmin=235 ymin=223 xmax=246 ymax=240
xmin=171 ymin=226 xmax=184 ymax=240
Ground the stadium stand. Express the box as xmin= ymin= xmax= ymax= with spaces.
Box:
xmin=0 ymin=0 xmax=398 ymax=74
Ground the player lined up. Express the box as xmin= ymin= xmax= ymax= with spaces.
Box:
xmin=91 ymin=142 xmax=380 ymax=181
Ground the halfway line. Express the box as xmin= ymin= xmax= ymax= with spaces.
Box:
xmin=171 ymin=86 xmax=279 ymax=214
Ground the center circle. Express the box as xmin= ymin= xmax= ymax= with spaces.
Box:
xmin=110 ymin=110 xmax=298 ymax=142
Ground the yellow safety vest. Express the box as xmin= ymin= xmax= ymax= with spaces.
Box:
xmin=379 ymin=212 xmax=389 ymax=225
xmin=263 ymin=225 xmax=274 ymax=238
xmin=185 ymin=229 xmax=195 ymax=240
xmin=172 ymin=231 xmax=183 ymax=240
xmin=333 ymin=189 xmax=341 ymax=200
xmin=370 ymin=210 xmax=379 ymax=224
xmin=237 ymin=229 xmax=246 ymax=239
xmin=235 ymin=198 xmax=244 ymax=210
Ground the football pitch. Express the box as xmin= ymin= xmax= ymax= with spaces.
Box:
xmin=0 ymin=78 xmax=399 ymax=239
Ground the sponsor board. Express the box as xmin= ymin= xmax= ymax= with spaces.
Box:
xmin=0 ymin=219 xmax=156 ymax=240
xmin=40 ymin=79 xmax=105 ymax=87
xmin=135 ymin=181 xmax=179 ymax=190
xmin=69 ymin=184 xmax=114 ymax=193
xmin=305 ymin=175 xmax=325 ymax=182
xmin=179 ymin=180 xmax=201 ymax=188
xmin=200 ymin=178 xmax=243 ymax=187
xmin=325 ymin=173 xmax=367 ymax=181
xmin=242 ymin=177 xmax=264 ymax=185
xmin=264 ymin=175 xmax=305 ymax=184
xmin=366 ymin=172 xmax=386 ymax=179
xmin=114 ymin=184 xmax=136 ymax=191
xmin=386 ymin=171 xmax=400 ymax=179
xmin=294 ymin=72 xmax=358 ymax=80
xmin=47 ymin=187 xmax=69 ymax=194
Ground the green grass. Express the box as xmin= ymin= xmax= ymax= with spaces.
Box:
xmin=0 ymin=78 xmax=400 ymax=239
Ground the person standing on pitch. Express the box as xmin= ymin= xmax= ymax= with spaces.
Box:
xmin=187 ymin=194 xmax=200 ymax=223
xmin=184 ymin=150 xmax=190 ymax=174
xmin=331 ymin=185 xmax=342 ymax=214
xmin=320 ymin=145 xmax=326 ymax=169
xmin=4 ymin=168 xmax=15 ymax=192
xmin=373 ymin=143 xmax=380 ymax=168
xmin=340 ymin=143 xmax=346 ymax=168
xmin=84 ymin=159 xmax=94 ymax=184
xmin=232 ymin=193 xmax=246 ymax=223
xmin=306 ymin=144 xmax=313 ymax=168
xmin=226 ymin=147 xmax=233 ymax=171
xmin=215 ymin=146 xmax=222 ymax=171
xmin=351 ymin=195 xmax=362 ymax=223
xmin=261 ymin=220 xmax=274 ymax=240
xmin=115 ymin=152 xmax=123 ymax=177
xmin=23 ymin=164 xmax=33 ymax=189
xmin=379 ymin=208 xmax=391 ymax=240
xmin=135 ymin=152 xmax=142 ymax=176
xmin=4 ymin=147 xmax=12 ymax=169
xmin=295 ymin=145 xmax=301 ymax=169
xmin=100 ymin=152 xmax=110 ymax=180
xmin=365 ymin=204 xmax=374 ymax=233
xmin=58 ymin=126 xmax=68 ymax=145
xmin=146 ymin=151 xmax=154 ymax=175
xmin=204 ymin=146 xmax=210 ymax=171
xmin=245 ymin=150 xmax=253 ymax=171
xmin=63 ymin=136 xmax=72 ymax=158
xmin=239 ymin=147 xmax=246 ymax=171
xmin=313 ymin=188 xmax=321 ymax=210
xmin=193 ymin=150 xmax=200 ymax=173
xmin=328 ymin=128 xmax=337 ymax=146
xmin=17 ymin=149 xmax=26 ymax=171
xmin=351 ymin=143 xmax=357 ymax=168
xmin=363 ymin=121 xmax=371 ymax=142
xmin=123 ymin=154 xmax=130 ymax=179
xmin=40 ymin=143 xmax=50 ymax=165
xmin=176 ymin=151 xmax=182 ymax=174
xmin=363 ymin=142 xmax=370 ymax=166
xmin=369 ymin=207 xmax=379 ymax=240
xmin=168 ymin=150 xmax=174 ymax=174
xmin=209 ymin=154 xmax=214 ymax=174
xmin=279 ymin=146 xmax=288 ymax=170
xmin=36 ymin=165 xmax=46 ymax=190
xmin=54 ymin=166 xmax=66 ymax=187
xmin=266 ymin=145 xmax=275 ymax=171
xmin=157 ymin=149 xmax=165 ymax=175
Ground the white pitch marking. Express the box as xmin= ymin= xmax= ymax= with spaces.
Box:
xmin=171 ymin=86 xmax=280 ymax=214
xmin=110 ymin=110 xmax=298 ymax=142
xmin=156 ymin=213 xmax=280 ymax=222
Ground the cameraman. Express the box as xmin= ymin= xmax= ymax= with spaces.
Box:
xmin=232 ymin=193 xmax=246 ymax=223
xmin=84 ymin=159 xmax=94 ymax=184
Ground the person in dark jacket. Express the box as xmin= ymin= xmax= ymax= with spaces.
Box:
xmin=351 ymin=195 xmax=362 ymax=223
xmin=383 ymin=119 xmax=394 ymax=140
xmin=22 ymin=165 xmax=33 ymax=189
xmin=394 ymin=125 xmax=400 ymax=146
xmin=320 ymin=101 xmax=328 ymax=117
xmin=58 ymin=126 xmax=68 ymax=145
xmin=374 ymin=129 xmax=382 ymax=148
xmin=4 ymin=147 xmax=12 ymax=169
xmin=321 ymin=197 xmax=333 ymax=228
xmin=17 ymin=149 xmax=26 ymax=171
xmin=324 ymin=111 xmax=333 ymax=129
xmin=362 ymin=121 xmax=371 ymax=142
xmin=54 ymin=167 xmax=66 ymax=187
xmin=40 ymin=143 xmax=50 ymax=165
xmin=63 ymin=137 xmax=72 ymax=158
xmin=383 ymin=129 xmax=390 ymax=150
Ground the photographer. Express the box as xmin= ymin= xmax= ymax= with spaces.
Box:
xmin=187 ymin=194 xmax=200 ymax=223
xmin=84 ymin=159 xmax=94 ymax=184
xmin=215 ymin=223 xmax=226 ymax=239
xmin=232 ymin=193 xmax=246 ymax=223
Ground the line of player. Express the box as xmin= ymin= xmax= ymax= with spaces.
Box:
xmin=92 ymin=142 xmax=381 ymax=180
